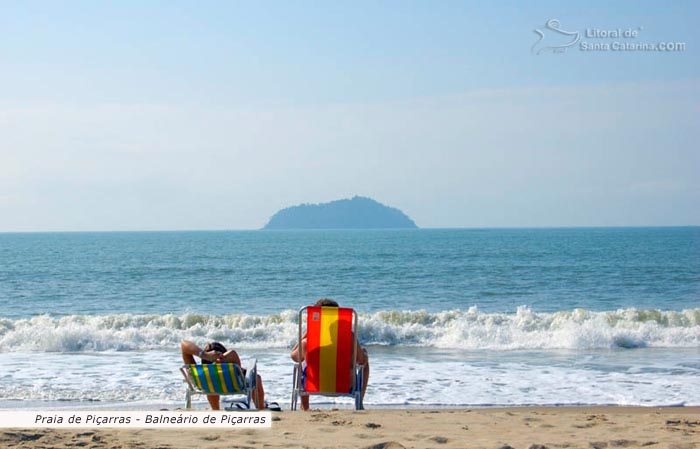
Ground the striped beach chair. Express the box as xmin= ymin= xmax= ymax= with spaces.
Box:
xmin=180 ymin=362 xmax=257 ymax=410
xmin=291 ymin=305 xmax=364 ymax=410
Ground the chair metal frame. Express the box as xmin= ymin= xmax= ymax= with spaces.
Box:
xmin=180 ymin=361 xmax=258 ymax=410
xmin=291 ymin=306 xmax=364 ymax=410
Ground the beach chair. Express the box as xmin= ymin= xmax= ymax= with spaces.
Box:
xmin=291 ymin=305 xmax=364 ymax=410
xmin=180 ymin=361 xmax=258 ymax=410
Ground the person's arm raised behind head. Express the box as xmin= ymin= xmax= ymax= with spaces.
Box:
xmin=181 ymin=340 xmax=223 ymax=363
xmin=180 ymin=340 xmax=201 ymax=364
xmin=181 ymin=340 xmax=201 ymax=356
xmin=219 ymin=349 xmax=242 ymax=365
xmin=355 ymin=340 xmax=368 ymax=365
xmin=290 ymin=338 xmax=307 ymax=363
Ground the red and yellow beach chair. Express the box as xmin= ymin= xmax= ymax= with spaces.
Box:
xmin=291 ymin=305 xmax=364 ymax=410
xmin=180 ymin=362 xmax=257 ymax=410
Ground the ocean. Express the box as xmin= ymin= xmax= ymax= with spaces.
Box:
xmin=0 ymin=228 xmax=698 ymax=409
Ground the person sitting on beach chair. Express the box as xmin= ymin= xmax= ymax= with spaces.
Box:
xmin=290 ymin=298 xmax=370 ymax=410
xmin=181 ymin=340 xmax=265 ymax=410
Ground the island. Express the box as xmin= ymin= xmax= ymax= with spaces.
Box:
xmin=263 ymin=196 xmax=418 ymax=229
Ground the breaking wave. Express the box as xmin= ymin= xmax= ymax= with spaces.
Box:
xmin=1 ymin=307 xmax=699 ymax=352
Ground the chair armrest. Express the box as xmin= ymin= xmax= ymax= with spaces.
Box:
xmin=354 ymin=364 xmax=365 ymax=392
xmin=246 ymin=359 xmax=258 ymax=389
xmin=180 ymin=365 xmax=196 ymax=391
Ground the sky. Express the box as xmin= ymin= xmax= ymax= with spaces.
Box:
xmin=1 ymin=0 xmax=698 ymax=231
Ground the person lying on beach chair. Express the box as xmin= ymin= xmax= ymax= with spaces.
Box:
xmin=290 ymin=298 xmax=370 ymax=410
xmin=180 ymin=340 xmax=265 ymax=410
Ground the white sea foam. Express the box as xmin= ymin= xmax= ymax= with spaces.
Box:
xmin=0 ymin=307 xmax=699 ymax=353
xmin=1 ymin=348 xmax=699 ymax=409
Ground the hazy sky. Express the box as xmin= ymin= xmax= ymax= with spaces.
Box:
xmin=1 ymin=1 xmax=698 ymax=231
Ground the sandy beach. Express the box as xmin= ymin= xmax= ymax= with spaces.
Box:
xmin=2 ymin=407 xmax=699 ymax=449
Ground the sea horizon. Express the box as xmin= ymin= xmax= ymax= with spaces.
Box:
xmin=2 ymin=224 xmax=699 ymax=235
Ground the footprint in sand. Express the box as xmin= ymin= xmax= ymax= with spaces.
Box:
xmin=360 ymin=442 xmax=406 ymax=449
xmin=576 ymin=415 xmax=610 ymax=429
xmin=1 ymin=432 xmax=46 ymax=443
xmin=610 ymin=440 xmax=638 ymax=447
xmin=309 ymin=412 xmax=332 ymax=422
xmin=666 ymin=419 xmax=700 ymax=431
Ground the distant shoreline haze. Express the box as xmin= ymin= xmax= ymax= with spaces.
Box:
xmin=263 ymin=196 xmax=418 ymax=230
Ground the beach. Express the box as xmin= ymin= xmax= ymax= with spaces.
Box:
xmin=3 ymin=407 xmax=699 ymax=449
xmin=3 ymin=0 xmax=698 ymax=446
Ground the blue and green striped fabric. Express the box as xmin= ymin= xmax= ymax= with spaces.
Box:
xmin=187 ymin=363 xmax=246 ymax=394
